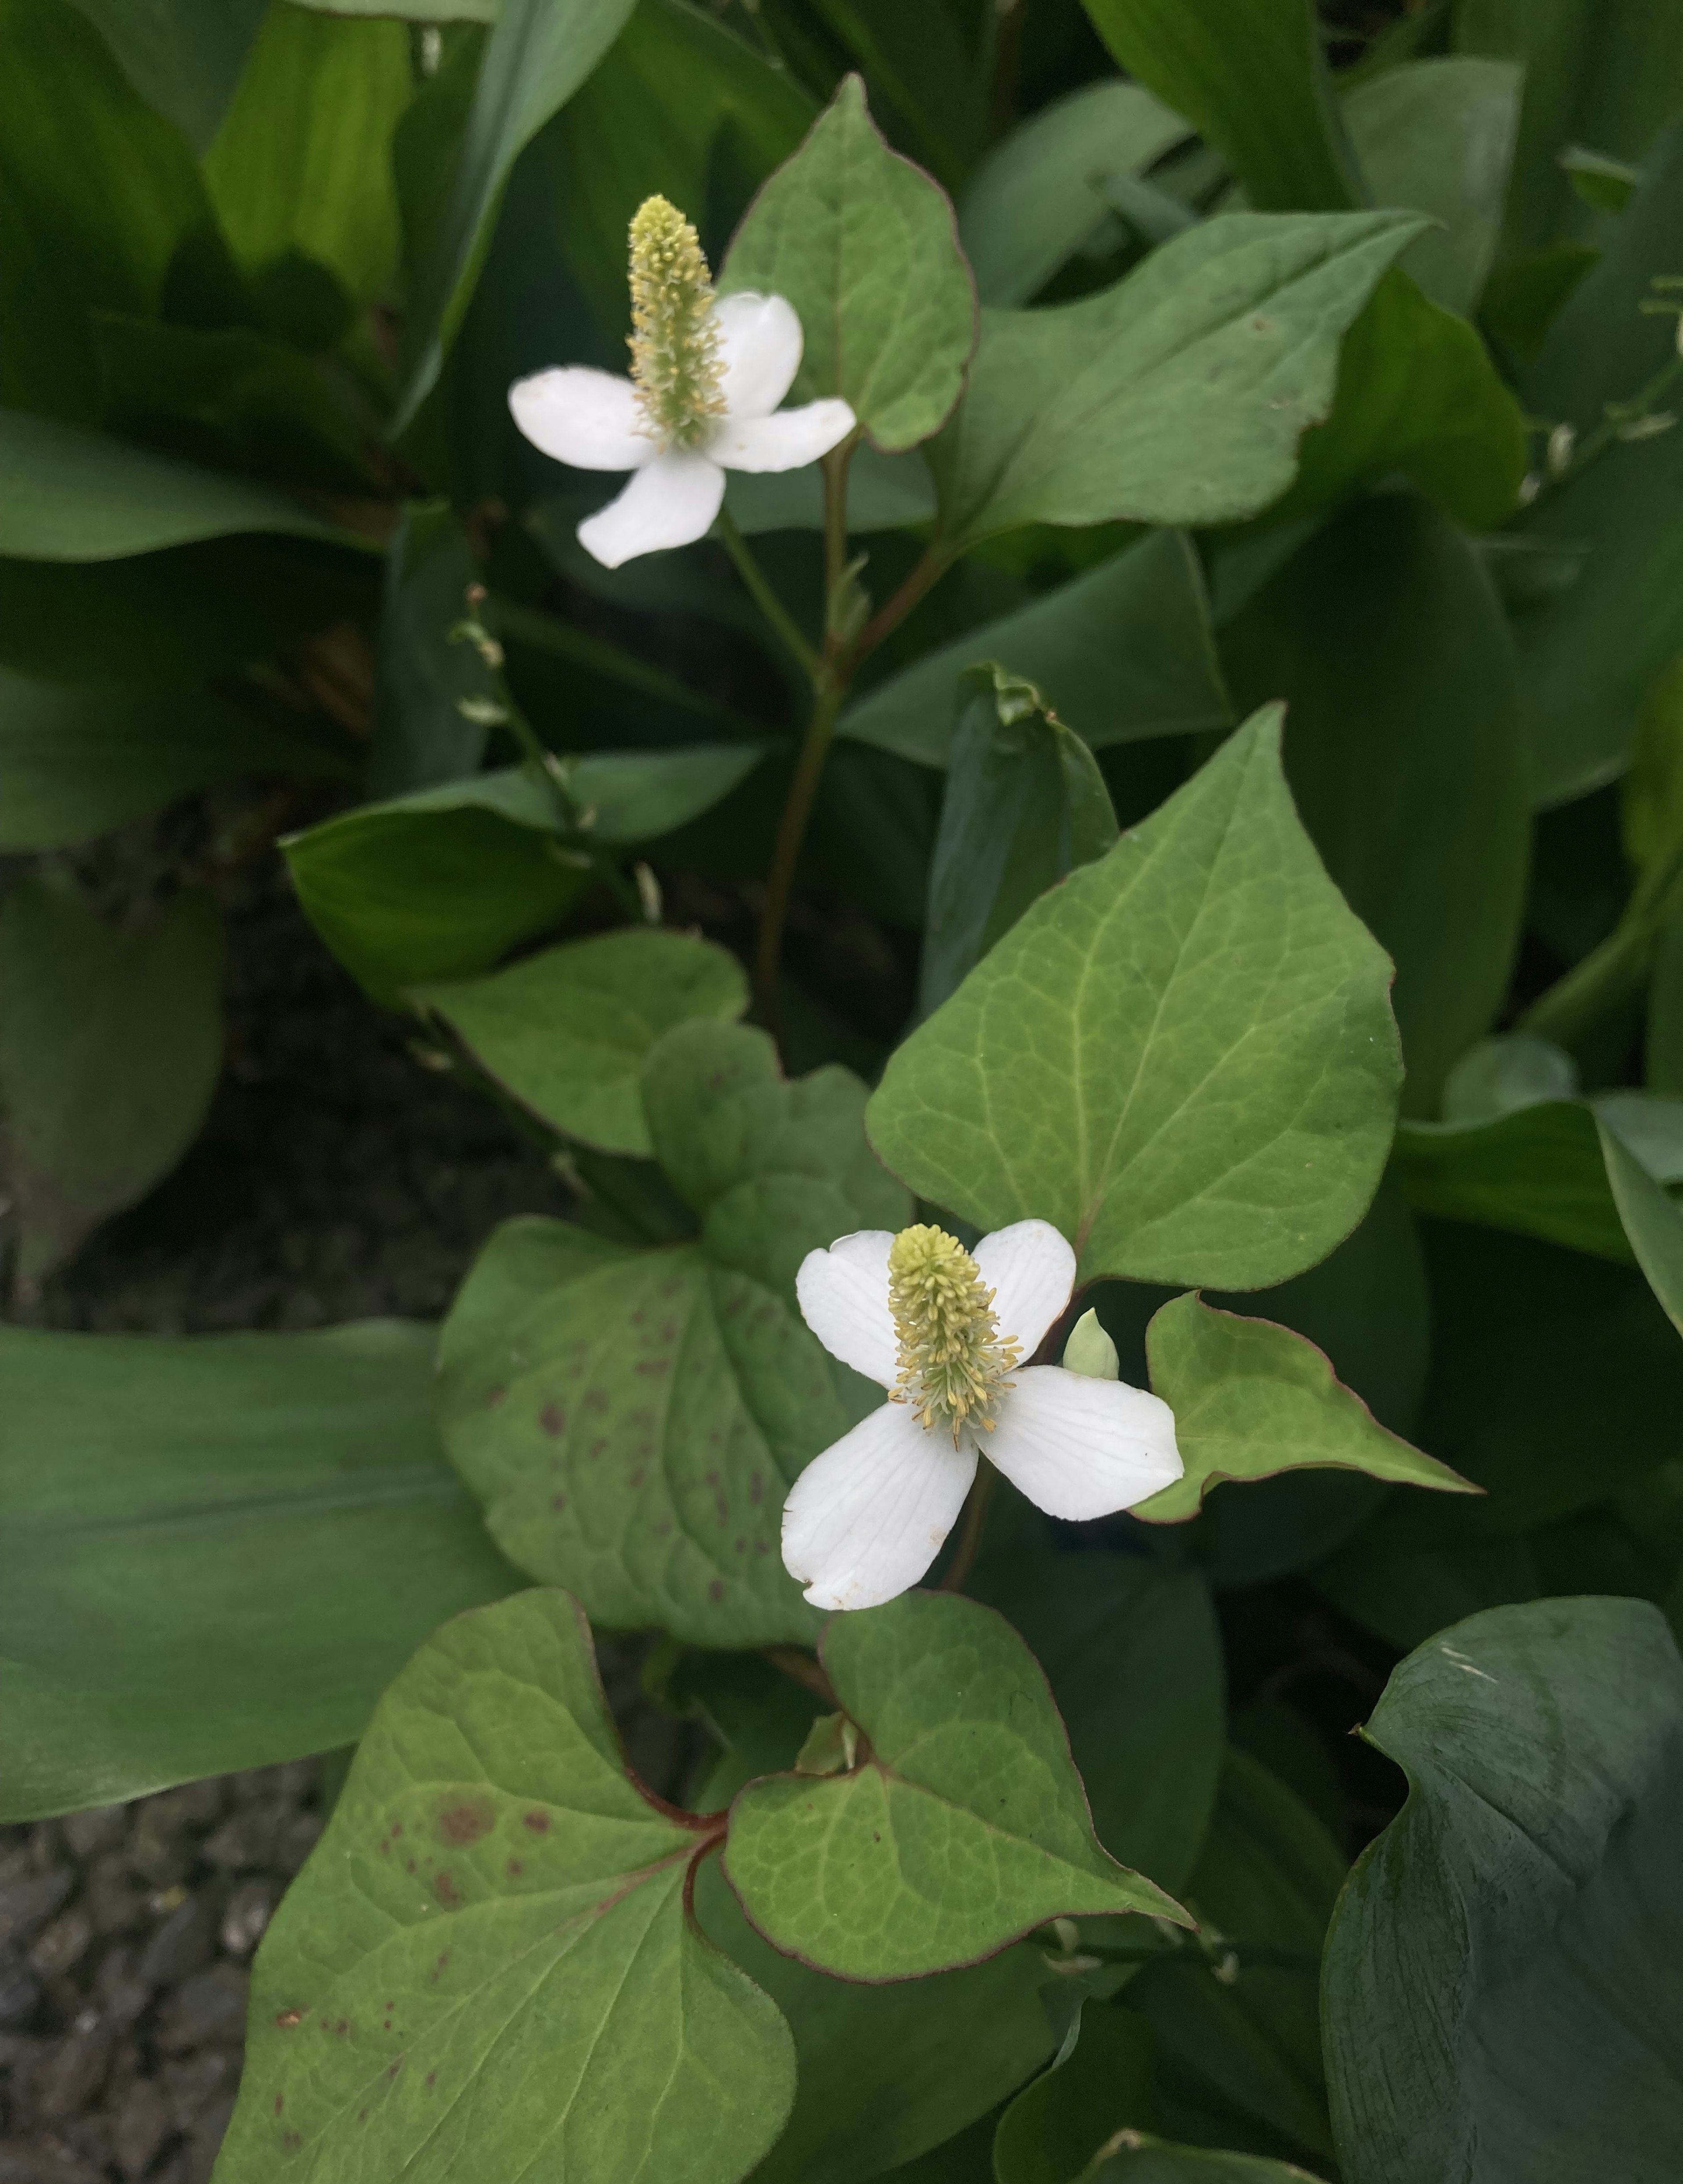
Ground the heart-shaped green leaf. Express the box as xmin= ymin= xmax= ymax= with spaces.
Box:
xmin=413 ymin=929 xmax=749 ymax=1157
xmin=217 ymin=1590 xmax=795 ymax=2184
xmin=926 ymin=211 xmax=1424 ymax=551
xmin=867 ymin=708 xmax=1402 ymax=1290
xmin=723 ymin=1590 xmax=1188 ymax=1981
xmin=1321 ymin=1597 xmax=1683 ymax=2184
xmin=439 ymin=1023 xmax=909 ymax=1646
xmin=721 ymin=74 xmax=976 ymax=452
xmin=1133 ymin=1294 xmax=1474 ymax=1525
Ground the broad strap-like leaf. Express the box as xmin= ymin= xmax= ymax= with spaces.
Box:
xmin=217 ymin=1591 xmax=795 ymax=2184
xmin=724 ymin=1590 xmax=1188 ymax=1981
xmin=721 ymin=74 xmax=976 ymax=452
xmin=1133 ymin=1294 xmax=1474 ymax=1525
xmin=867 ymin=708 xmax=1402 ymax=1291
xmin=439 ymin=1023 xmax=909 ymax=1647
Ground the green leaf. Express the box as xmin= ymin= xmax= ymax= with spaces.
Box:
xmin=1595 ymin=1119 xmax=1683 ymax=1338
xmin=66 ymin=0 xmax=266 ymax=152
xmin=439 ymin=1022 xmax=909 ymax=1646
xmin=0 ymin=878 xmax=222 ymax=1285
xmin=1321 ymin=1597 xmax=1683 ymax=2183
xmin=413 ymin=928 xmax=749 ymax=1156
xmin=994 ymin=2002 xmax=1159 ymax=2184
xmin=1455 ymin=0 xmax=1683 ymax=257
xmin=723 ymin=1591 xmax=1187 ymax=1981
xmin=284 ymin=749 xmax=760 ymax=1000
xmin=549 ymin=0 xmax=814 ymax=333
xmin=1388 ymin=1101 xmax=1632 ymax=1262
xmin=838 ymin=530 xmax=1233 ymax=769
xmin=0 ymin=406 xmax=346 ymax=560
xmin=1282 ymin=269 xmax=1527 ymax=529
xmin=0 ymin=1318 xmax=517 ymax=1821
xmin=394 ymin=0 xmax=639 ymax=431
xmin=959 ymin=79 xmax=1191 ymax=309
xmin=724 ymin=442 xmax=934 ymax=536
xmin=1510 ymin=125 xmax=1683 ymax=805
xmin=217 ymin=1590 xmax=796 ymax=2184
xmin=867 ymin=707 xmax=1402 ymax=1290
xmin=1134 ymin=1294 xmax=1473 ymax=1526
xmin=927 ymin=211 xmax=1424 ymax=553
xmin=368 ymin=500 xmax=489 ymax=797
xmin=1131 ymin=1751 xmax=1344 ymax=2164
xmin=1221 ymin=490 xmax=1528 ymax=1115
xmin=1341 ymin=58 xmax=1520 ymax=315
xmin=918 ymin=666 xmax=1118 ymax=1017
xmin=0 ymin=0 xmax=218 ymax=419
xmin=204 ymin=1 xmax=412 ymax=308
xmin=0 ymin=669 xmax=349 ymax=851
xmin=1083 ymin=2135 xmax=1330 ymax=2181
xmin=1081 ymin=0 xmax=1360 ymax=212
xmin=720 ymin=75 xmax=975 ymax=453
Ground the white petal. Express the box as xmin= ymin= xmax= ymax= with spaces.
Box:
xmin=783 ymin=1402 xmax=976 ymax=1612
xmin=980 ymin=1366 xmax=1181 ymax=1521
xmin=508 ymin=367 xmax=655 ymax=472
xmin=576 ymin=449 xmax=726 ymax=568
xmin=714 ymin=291 xmax=803 ymax=419
xmin=796 ymin=1231 xmax=898 ymax=1385
xmin=973 ymin=1219 xmax=1077 ymax=1360
xmin=710 ymin=399 xmax=857 ymax=474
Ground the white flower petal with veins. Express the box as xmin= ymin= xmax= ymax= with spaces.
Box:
xmin=795 ymin=1230 xmax=898 ymax=1387
xmin=507 ymin=367 xmax=654 ymax=471
xmin=971 ymin=1218 xmax=1077 ymax=1360
xmin=980 ymin=1365 xmax=1182 ymax=1520
xmin=782 ymin=1401 xmax=977 ymax=1611
xmin=576 ymin=448 xmax=726 ymax=569
xmin=710 ymin=400 xmax=857 ymax=474
xmin=714 ymin=291 xmax=803 ymax=418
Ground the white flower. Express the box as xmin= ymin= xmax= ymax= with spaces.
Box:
xmin=508 ymin=194 xmax=855 ymax=569
xmin=783 ymin=1219 xmax=1183 ymax=1612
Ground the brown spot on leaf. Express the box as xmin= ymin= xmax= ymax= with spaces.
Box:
xmin=487 ymin=1386 xmax=507 ymax=1409
xmin=282 ymin=2130 xmax=302 ymax=2154
xmin=507 ymin=1857 xmax=524 ymax=1879
xmin=275 ymin=2011 xmax=302 ymax=2030
xmin=539 ymin=1401 xmax=566 ymax=1436
xmin=434 ymin=1871 xmax=461 ymax=1910
xmin=523 ymin=1809 xmax=551 ymax=1833
xmin=436 ymin=1795 xmax=494 ymax=1846
xmin=709 ymin=1579 xmax=725 ymax=1603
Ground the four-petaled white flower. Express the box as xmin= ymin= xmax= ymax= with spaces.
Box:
xmin=783 ymin=1219 xmax=1183 ymax=1611
xmin=508 ymin=194 xmax=854 ymax=569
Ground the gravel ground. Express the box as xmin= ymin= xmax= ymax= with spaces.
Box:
xmin=2 ymin=811 xmax=689 ymax=2182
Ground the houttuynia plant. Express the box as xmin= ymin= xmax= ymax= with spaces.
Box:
xmin=4 ymin=2 xmax=1683 ymax=2180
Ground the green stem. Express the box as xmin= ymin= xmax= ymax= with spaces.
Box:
xmin=754 ymin=678 xmax=843 ymax=1041
xmin=939 ymin=1464 xmax=994 ymax=1594
xmin=715 ymin=505 xmax=819 ymax=679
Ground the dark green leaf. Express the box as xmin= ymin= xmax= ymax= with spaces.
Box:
xmin=919 ymin=666 xmax=1118 ymax=1017
xmin=0 ymin=878 xmax=222 ymax=1284
xmin=0 ymin=1318 xmax=517 ymax=1820
xmin=720 ymin=74 xmax=976 ymax=452
xmin=1322 ymin=1597 xmax=1683 ymax=2183
xmin=1511 ymin=125 xmax=1683 ymax=805
xmin=368 ymin=500 xmax=489 ymax=797
xmin=1221 ymin=490 xmax=1528 ymax=1115
xmin=0 ymin=670 xmax=349 ymax=851
xmin=724 ymin=1591 xmax=1187 ymax=1980
xmin=1133 ymin=1295 xmax=1472 ymax=1526
xmin=959 ymin=80 xmax=1191 ymax=309
xmin=438 ymin=1022 xmax=909 ymax=1646
xmin=66 ymin=0 xmax=266 ymax=151
xmin=217 ymin=1590 xmax=796 ymax=2184
xmin=839 ymin=530 xmax=1233 ymax=769
xmin=1081 ymin=0 xmax=1360 ymax=212
xmin=1083 ymin=2137 xmax=1329 ymax=2181
xmin=394 ymin=0 xmax=639 ymax=430
xmin=994 ymin=2002 xmax=1159 ymax=2184
xmin=1388 ymin=1101 xmax=1630 ymax=1262
xmin=927 ymin=213 xmax=1424 ymax=551
xmin=0 ymin=405 xmax=347 ymax=559
xmin=413 ymin=928 xmax=749 ymax=1156
xmin=1596 ymin=1119 xmax=1683 ymax=1335
xmin=868 ymin=709 xmax=1402 ymax=1290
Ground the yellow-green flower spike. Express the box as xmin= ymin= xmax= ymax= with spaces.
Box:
xmin=627 ymin=195 xmax=725 ymax=451
xmin=887 ymin=1225 xmax=1020 ymax=1444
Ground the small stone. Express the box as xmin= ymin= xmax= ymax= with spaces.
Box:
xmin=27 ymin=1911 xmax=92 ymax=1981
xmin=59 ymin=1808 xmax=127 ymax=1862
xmin=111 ymin=2076 xmax=173 ymax=2180
xmin=84 ymin=1858 xmax=147 ymax=1940
xmin=277 ymin=1812 xmax=322 ymax=1875
xmin=0 ymin=1947 xmax=41 ymax=2028
xmin=173 ymin=1783 xmax=224 ymax=1830
xmin=0 ymin=2136 xmax=106 ymax=2184
xmin=137 ymin=1898 xmax=214 ymax=1990
xmin=126 ymin=1807 xmax=190 ymax=1891
xmin=218 ymin=1881 xmax=275 ymax=1960
xmin=201 ymin=1809 xmax=281 ymax=1875
xmin=161 ymin=2051 xmax=234 ymax=2134
xmin=33 ymin=2022 xmax=113 ymax=2119
xmin=156 ymin=1967 xmax=247 ymax=2054
xmin=185 ymin=2094 xmax=236 ymax=2184
xmin=92 ymin=1950 xmax=151 ymax=2032
xmin=0 ymin=1872 xmax=72 ymax=1950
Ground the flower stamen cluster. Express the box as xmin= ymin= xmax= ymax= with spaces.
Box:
xmin=627 ymin=195 xmax=726 ymax=451
xmin=887 ymin=1225 xmax=1020 ymax=1443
